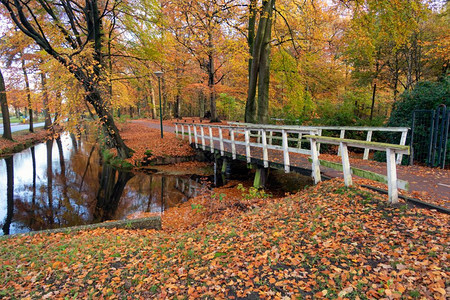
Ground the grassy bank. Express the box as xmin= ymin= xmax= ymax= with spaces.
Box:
xmin=0 ymin=179 xmax=448 ymax=299
xmin=0 ymin=128 xmax=50 ymax=157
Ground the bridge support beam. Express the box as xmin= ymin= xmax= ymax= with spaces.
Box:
xmin=221 ymin=158 xmax=228 ymax=174
xmin=253 ymin=167 xmax=267 ymax=189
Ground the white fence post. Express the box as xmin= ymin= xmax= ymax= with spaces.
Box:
xmin=219 ymin=127 xmax=224 ymax=156
xmin=297 ymin=132 xmax=303 ymax=149
xmin=310 ymin=133 xmax=321 ymax=184
xmin=317 ymin=129 xmax=323 ymax=155
xmin=337 ymin=130 xmax=345 ymax=156
xmin=386 ymin=148 xmax=399 ymax=204
xmin=175 ymin=124 xmax=178 ymax=138
xmin=245 ymin=128 xmax=251 ymax=163
xmin=397 ymin=130 xmax=408 ymax=165
xmin=282 ymin=130 xmax=290 ymax=173
xmin=200 ymin=126 xmax=206 ymax=150
xmin=269 ymin=131 xmax=273 ymax=145
xmin=209 ymin=126 xmax=214 ymax=153
xmin=262 ymin=129 xmax=268 ymax=168
xmin=193 ymin=125 xmax=198 ymax=148
xmin=188 ymin=125 xmax=192 ymax=144
xmin=230 ymin=128 xmax=236 ymax=159
xmin=181 ymin=125 xmax=185 ymax=139
xmin=363 ymin=130 xmax=373 ymax=160
xmin=340 ymin=142 xmax=352 ymax=186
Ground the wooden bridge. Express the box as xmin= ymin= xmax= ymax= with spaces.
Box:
xmin=174 ymin=122 xmax=410 ymax=204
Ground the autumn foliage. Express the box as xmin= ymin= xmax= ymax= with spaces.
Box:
xmin=0 ymin=179 xmax=448 ymax=299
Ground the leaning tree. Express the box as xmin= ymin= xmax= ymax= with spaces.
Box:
xmin=0 ymin=0 xmax=133 ymax=158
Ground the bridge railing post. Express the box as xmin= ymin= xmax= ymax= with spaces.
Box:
xmin=209 ymin=126 xmax=214 ymax=153
xmin=297 ymin=132 xmax=303 ymax=149
xmin=262 ymin=129 xmax=268 ymax=168
xmin=282 ymin=129 xmax=290 ymax=173
xmin=219 ymin=127 xmax=224 ymax=156
xmin=188 ymin=125 xmax=192 ymax=144
xmin=386 ymin=148 xmax=399 ymax=204
xmin=245 ymin=128 xmax=251 ymax=163
xmin=200 ymin=126 xmax=206 ymax=150
xmin=337 ymin=130 xmax=345 ymax=156
xmin=397 ymin=130 xmax=408 ymax=165
xmin=175 ymin=124 xmax=178 ymax=138
xmin=230 ymin=128 xmax=236 ymax=159
xmin=193 ymin=125 xmax=198 ymax=148
xmin=317 ymin=129 xmax=323 ymax=154
xmin=181 ymin=124 xmax=185 ymax=139
xmin=340 ymin=141 xmax=352 ymax=186
xmin=309 ymin=133 xmax=321 ymax=184
xmin=363 ymin=130 xmax=373 ymax=160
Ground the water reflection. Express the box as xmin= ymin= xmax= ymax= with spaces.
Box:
xmin=2 ymin=157 xmax=13 ymax=235
xmin=0 ymin=134 xmax=206 ymax=235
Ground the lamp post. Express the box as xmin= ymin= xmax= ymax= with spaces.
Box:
xmin=154 ymin=71 xmax=164 ymax=138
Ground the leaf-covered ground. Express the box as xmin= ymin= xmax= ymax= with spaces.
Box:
xmin=118 ymin=122 xmax=196 ymax=165
xmin=1 ymin=179 xmax=448 ymax=299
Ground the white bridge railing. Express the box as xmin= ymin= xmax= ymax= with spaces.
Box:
xmin=174 ymin=122 xmax=410 ymax=204
xmin=228 ymin=122 xmax=409 ymax=165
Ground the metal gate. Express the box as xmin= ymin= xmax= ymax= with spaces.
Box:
xmin=411 ymin=105 xmax=450 ymax=168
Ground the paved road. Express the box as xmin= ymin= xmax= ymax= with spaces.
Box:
xmin=0 ymin=122 xmax=45 ymax=135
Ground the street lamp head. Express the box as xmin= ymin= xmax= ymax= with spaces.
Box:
xmin=154 ymin=71 xmax=163 ymax=78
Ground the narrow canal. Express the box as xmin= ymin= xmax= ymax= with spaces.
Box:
xmin=0 ymin=133 xmax=211 ymax=235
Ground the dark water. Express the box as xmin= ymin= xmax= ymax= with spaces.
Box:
xmin=0 ymin=134 xmax=208 ymax=236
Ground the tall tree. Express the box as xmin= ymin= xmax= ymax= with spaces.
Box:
xmin=342 ymin=0 xmax=428 ymax=118
xmin=163 ymin=0 xmax=239 ymax=122
xmin=0 ymin=0 xmax=133 ymax=158
xmin=0 ymin=68 xmax=12 ymax=140
xmin=20 ymin=56 xmax=33 ymax=132
xmin=245 ymin=0 xmax=275 ymax=124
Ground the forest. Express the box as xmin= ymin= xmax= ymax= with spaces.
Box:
xmin=0 ymin=0 xmax=448 ymax=158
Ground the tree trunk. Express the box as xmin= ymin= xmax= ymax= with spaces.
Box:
xmin=370 ymin=58 xmax=380 ymax=121
xmin=0 ymin=68 xmax=12 ymax=140
xmin=199 ymin=91 xmax=203 ymax=117
xmin=40 ymin=72 xmax=52 ymax=130
xmin=88 ymin=91 xmax=133 ymax=158
xmin=245 ymin=0 xmax=275 ymax=124
xmin=393 ymin=53 xmax=399 ymax=103
xmin=162 ymin=76 xmax=168 ymax=118
xmin=406 ymin=45 xmax=414 ymax=90
xmin=46 ymin=139 xmax=54 ymax=225
xmin=21 ymin=58 xmax=33 ymax=132
xmin=150 ymin=83 xmax=157 ymax=119
xmin=207 ymin=33 xmax=219 ymax=122
xmin=370 ymin=82 xmax=377 ymax=121
xmin=175 ymin=69 xmax=181 ymax=118
xmin=248 ymin=0 xmax=257 ymax=75
xmin=257 ymin=0 xmax=274 ymax=124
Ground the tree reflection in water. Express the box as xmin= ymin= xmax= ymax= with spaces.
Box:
xmin=94 ymin=164 xmax=134 ymax=221
xmin=0 ymin=133 xmax=207 ymax=235
xmin=2 ymin=157 xmax=13 ymax=235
